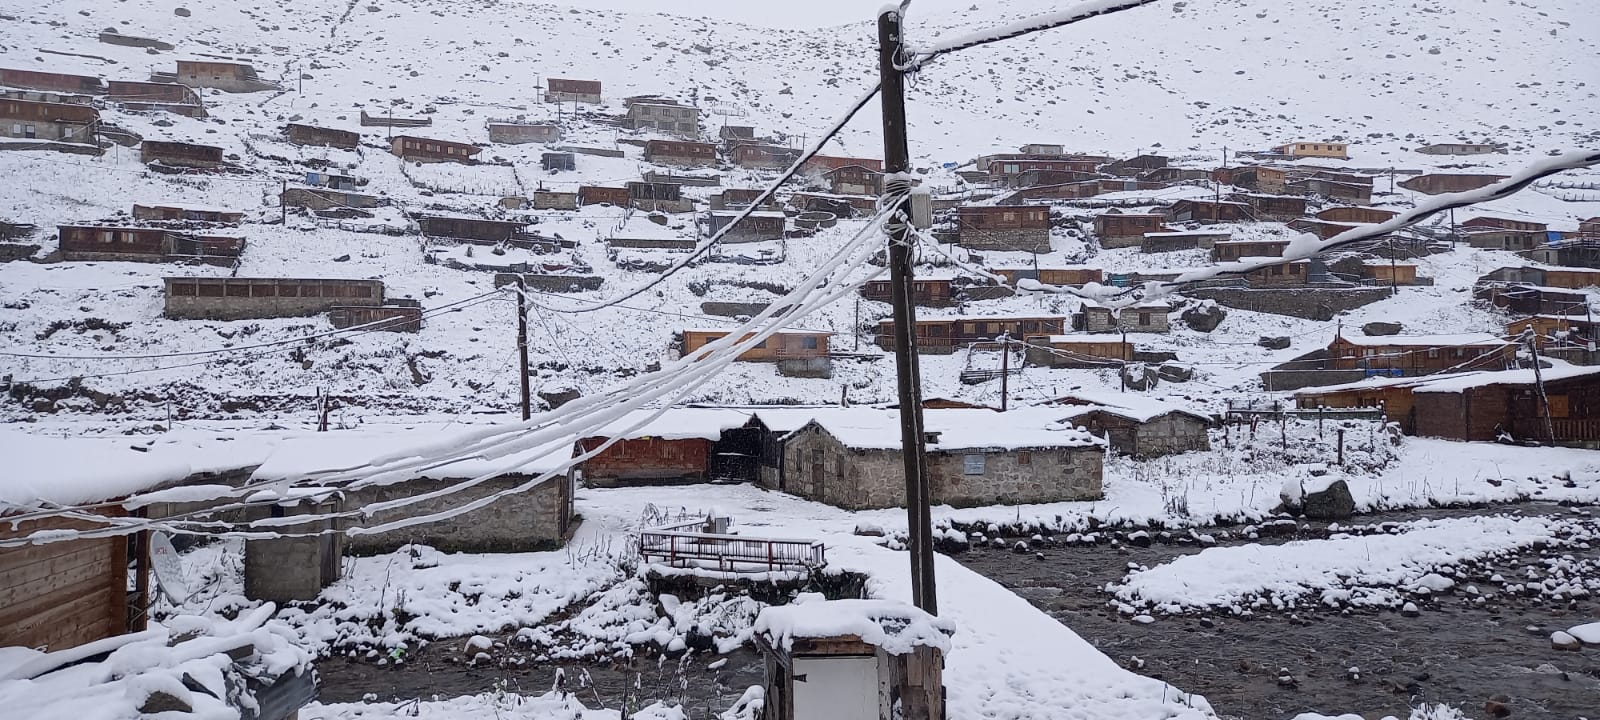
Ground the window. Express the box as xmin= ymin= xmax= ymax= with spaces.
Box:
xmin=170 ymin=283 xmax=196 ymax=297
xmin=251 ymin=283 xmax=275 ymax=297
xmin=23 ymin=124 xmax=35 ymax=139
xmin=1363 ymin=349 xmax=1377 ymax=357
xmin=1003 ymin=212 xmax=1016 ymax=222
xmin=963 ymin=454 xmax=986 ymax=475
xmin=198 ymin=283 xmax=223 ymax=298
xmin=1138 ymin=312 xmax=1152 ymax=326
xmin=225 ymin=283 xmax=249 ymax=298
xmin=1017 ymin=451 xmax=1032 ymax=466
xmin=279 ymin=284 xmax=298 ymax=298
xmin=801 ymin=336 xmax=819 ymax=350
xmin=754 ymin=339 xmax=768 ymax=350
xmin=1427 ymin=348 xmax=1439 ymax=359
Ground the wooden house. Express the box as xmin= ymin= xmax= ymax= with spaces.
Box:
xmin=791 ymin=192 xmax=878 ymax=217
xmin=1167 ymin=199 xmax=1252 ymax=224
xmin=860 ymin=278 xmax=955 ymax=307
xmin=644 ymin=139 xmax=717 ymax=167
xmin=0 ymin=99 xmax=99 ymax=144
xmin=803 ymin=155 xmax=883 ymax=173
xmin=58 ymin=225 xmax=243 ymax=266
xmin=1272 ymin=141 xmax=1349 ymax=160
xmin=281 ymin=187 xmax=383 ymax=211
xmin=1506 ymin=315 xmax=1597 ymax=350
xmin=579 ymin=185 xmax=631 ymax=206
xmin=1415 ymin=142 xmax=1504 ymax=156
xmin=1002 ymin=180 xmax=1102 ymax=204
xmin=682 ymin=328 xmax=830 ymax=362
xmin=285 ymin=123 xmax=359 ymax=149
xmin=1361 ymin=261 xmax=1419 ymax=286
xmin=1234 ymin=193 xmax=1308 ymax=221
xmin=1009 ymin=169 xmax=1098 ymax=188
xmin=714 ymin=187 xmax=778 ymax=211
xmin=706 ymin=210 xmax=785 ymax=242
xmin=718 ymin=125 xmax=756 ymax=147
xmin=1244 ymin=259 xmax=1314 ymax=287
xmin=876 ymin=315 xmax=1067 ymax=352
xmin=1049 ymin=392 xmax=1213 ymax=457
xmin=627 ymin=181 xmax=692 ymax=212
xmin=1289 ymin=218 xmax=1361 ymax=241
xmin=1325 ymin=332 xmax=1513 ymax=375
xmin=328 ymin=301 xmax=423 ymax=333
xmin=1141 ymin=229 xmax=1230 ymax=253
xmin=1462 ymin=216 xmax=1547 ymax=234
xmin=574 ymin=408 xmax=760 ymax=486
xmin=987 ymin=157 xmax=1100 ymax=180
xmin=1023 ymin=335 xmax=1133 ymax=367
xmin=390 ymin=135 xmax=480 ymax=164
xmin=955 ymin=205 xmax=1051 ymax=253
xmin=1317 ymin=206 xmax=1397 ymax=224
xmin=991 ymin=267 xmax=1103 ymax=287
xmin=1211 ymin=239 xmax=1289 ymax=262
xmin=1094 ymin=212 xmax=1167 ymax=248
xmin=824 ymin=165 xmax=883 ymax=195
xmin=730 ymin=143 xmax=798 ymax=170
xmin=1399 ymin=173 xmax=1508 ymax=195
xmin=168 ymin=60 xmax=276 ymax=92
xmin=416 ymin=215 xmax=530 ymax=244
xmin=140 ymin=140 xmax=223 ymax=168
xmin=163 ymin=277 xmax=384 ymax=320
xmin=546 ymin=78 xmax=601 ymax=104
xmin=541 ymin=151 xmax=576 ymax=171
xmin=131 ymin=203 xmax=243 ymax=224
xmin=1101 ymin=154 xmax=1168 ymax=176
xmin=0 ymin=67 xmax=105 ymax=94
xmin=1475 ymin=281 xmax=1586 ymax=316
xmin=1288 ymin=177 xmax=1373 ymax=204
xmin=1018 ymin=143 xmax=1065 ymax=155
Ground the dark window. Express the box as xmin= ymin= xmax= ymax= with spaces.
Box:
xmin=301 ymin=284 xmax=321 ymax=298
xmin=197 ymin=283 xmax=223 ymax=298
xmin=801 ymin=336 xmax=819 ymax=350
xmin=279 ymin=284 xmax=299 ymax=298
xmin=353 ymin=285 xmax=373 ymax=298
xmin=170 ymin=283 xmax=197 ymax=297
xmin=252 ymin=283 xmax=276 ymax=297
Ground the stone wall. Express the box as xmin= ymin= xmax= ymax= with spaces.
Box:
xmin=957 ymin=227 xmax=1051 ymax=254
xmin=340 ymin=474 xmax=572 ymax=554
xmin=1184 ymin=287 xmax=1390 ymax=321
xmin=1258 ymin=369 xmax=1369 ymax=391
xmin=778 ymin=357 xmax=833 ymax=378
xmin=1131 ymin=414 xmax=1210 ymax=456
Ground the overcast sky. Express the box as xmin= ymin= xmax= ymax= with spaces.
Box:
xmin=528 ymin=0 xmax=997 ymax=29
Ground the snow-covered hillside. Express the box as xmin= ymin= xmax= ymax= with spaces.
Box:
xmin=1 ymin=0 xmax=1598 ymax=420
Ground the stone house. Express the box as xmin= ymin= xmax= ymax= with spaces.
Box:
xmin=1022 ymin=336 xmax=1133 ymax=368
xmin=1077 ymin=302 xmax=1170 ymax=333
xmin=778 ymin=408 xmax=1105 ymax=509
xmin=285 ymin=123 xmax=359 ymax=149
xmin=1050 ymin=393 xmax=1212 ymax=457
xmin=487 ymin=121 xmax=561 ymax=144
xmin=281 ymin=187 xmax=384 ymax=211
xmin=163 ymin=277 xmax=384 ymax=320
xmin=955 ymin=205 xmax=1051 ymax=253
xmin=1093 ymin=212 xmax=1167 ymax=248
xmin=140 ymin=140 xmax=223 ymax=168
xmin=0 ymin=98 xmax=99 ymax=144
xmin=167 ymin=60 xmax=276 ymax=92
xmin=390 ymin=135 xmax=480 ymax=164
xmin=547 ymin=78 xmax=601 ymax=104
xmin=1018 ymin=143 xmax=1065 ymax=155
xmin=532 ymin=190 xmax=579 ymax=210
xmin=628 ymin=101 xmax=701 ymax=136
xmin=644 ymin=139 xmax=717 ymax=167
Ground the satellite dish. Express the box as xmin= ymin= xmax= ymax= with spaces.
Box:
xmin=149 ymin=532 xmax=188 ymax=604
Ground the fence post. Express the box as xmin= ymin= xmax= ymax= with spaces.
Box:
xmin=1336 ymin=428 xmax=1345 ymax=466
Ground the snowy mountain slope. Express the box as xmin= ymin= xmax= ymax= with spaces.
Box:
xmin=0 ymin=0 xmax=1598 ymax=419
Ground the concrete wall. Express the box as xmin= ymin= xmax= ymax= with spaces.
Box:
xmin=341 ymin=474 xmax=572 ymax=554
xmin=244 ymin=501 xmax=342 ymax=602
xmin=957 ymin=227 xmax=1051 ymax=254
xmin=1184 ymin=287 xmax=1390 ymax=321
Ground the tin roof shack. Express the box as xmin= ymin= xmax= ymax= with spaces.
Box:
xmin=718 ymin=124 xmax=756 ymax=147
xmin=1050 ymin=392 xmax=1213 ymax=457
xmin=754 ymin=599 xmax=953 ymax=720
xmin=1415 ymin=142 xmax=1504 ymax=156
xmin=1272 ymin=141 xmax=1349 ymax=160
xmin=824 ymin=165 xmax=883 ymax=196
xmin=328 ymin=299 xmax=423 ymax=333
xmin=105 ymin=80 xmax=206 ymax=117
xmin=58 ymin=225 xmax=244 ymax=266
xmin=1078 ymin=302 xmax=1171 ymax=333
xmin=547 ymin=78 xmax=601 ymax=104
xmin=877 ymin=315 xmax=1067 ymax=353
xmin=532 ymin=190 xmax=579 ymax=210
xmin=1317 ymin=206 xmax=1398 ymax=224
xmin=164 ymin=277 xmax=383 ymax=320
xmin=956 ymin=205 xmax=1051 ymax=253
xmin=1094 ymin=212 xmax=1167 ymax=249
xmin=0 ymin=67 xmax=105 ymax=94
xmin=166 ymin=59 xmax=277 ymax=92
xmin=1235 ymin=193 xmax=1309 ymax=222
xmin=1023 ymin=335 xmax=1134 ymax=368
xmin=390 ymin=135 xmax=480 ymax=164
xmin=628 ymin=101 xmax=701 ymax=136
xmin=991 ymin=267 xmax=1104 ymax=287
xmin=487 ymin=121 xmax=561 ymax=144
xmin=575 ymin=408 xmax=760 ymax=487
xmin=132 ymin=203 xmax=244 ymax=223
xmin=706 ymin=210 xmax=786 ymax=242
xmin=730 ymin=143 xmax=799 ymax=170
xmin=0 ymin=98 xmax=99 ymax=143
xmin=1288 ymin=177 xmax=1373 ymax=204
xmin=580 ymin=185 xmax=631 ymax=207
xmin=1475 ymin=281 xmax=1585 ymax=317
xmin=281 ymin=187 xmax=384 ymax=211
xmin=1141 ymin=229 xmax=1231 ymax=253
xmin=1399 ymin=173 xmax=1508 ymax=195
xmin=140 ymin=139 xmax=223 ymax=169
xmin=284 ymin=122 xmax=358 ymax=149
xmin=1507 ymin=314 xmax=1598 ymax=351
xmin=803 ymin=155 xmax=884 ymax=173
xmin=1360 ymin=260 xmax=1420 ymax=286
xmin=861 ymin=278 xmax=955 ymax=307
xmin=644 ymin=139 xmax=717 ymax=167
xmin=359 ymin=109 xmax=431 ymax=127
xmin=1325 ymin=332 xmax=1513 ymax=375
xmin=417 ymin=215 xmax=531 ymax=245
xmin=627 ymin=181 xmax=692 ymax=213
xmin=1168 ymin=199 xmax=1252 ymax=224
xmin=0 ymin=432 xmax=204 ymax=651
xmin=541 ymin=151 xmax=576 ymax=171
xmin=683 ymin=328 xmax=832 ymax=378
xmin=1211 ymin=239 xmax=1288 ymax=262
xmin=780 ymin=407 xmax=1104 ymax=509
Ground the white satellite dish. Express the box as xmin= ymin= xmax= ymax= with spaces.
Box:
xmin=149 ymin=531 xmax=188 ymax=604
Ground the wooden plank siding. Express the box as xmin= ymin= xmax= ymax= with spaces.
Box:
xmin=0 ymin=512 xmax=132 ymax=651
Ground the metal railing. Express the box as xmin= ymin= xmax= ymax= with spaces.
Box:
xmin=638 ymin=530 xmax=825 ymax=572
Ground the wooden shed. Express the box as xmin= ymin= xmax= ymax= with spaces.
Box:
xmin=574 ymin=409 xmax=760 ymax=487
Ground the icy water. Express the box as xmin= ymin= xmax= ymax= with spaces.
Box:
xmin=316 ymin=646 xmax=765 ymax=712
xmin=958 ymin=503 xmax=1600 ymax=720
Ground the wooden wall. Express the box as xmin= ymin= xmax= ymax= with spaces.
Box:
xmin=0 ymin=512 xmax=132 ymax=651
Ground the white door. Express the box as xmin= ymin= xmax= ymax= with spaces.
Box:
xmin=793 ymin=655 xmax=878 ymax=720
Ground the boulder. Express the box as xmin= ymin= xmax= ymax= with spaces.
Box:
xmin=1551 ymin=630 xmax=1581 ymax=651
xmin=538 ymin=387 xmax=581 ymax=409
xmin=1301 ymin=478 xmax=1356 ymax=519
xmin=1181 ymin=302 xmax=1227 ymax=332
xmin=1362 ymin=321 xmax=1403 ymax=336
xmin=174 ymin=7 xmax=191 ymax=17
xmin=1156 ymin=364 xmax=1194 ymax=383
xmin=1258 ymin=336 xmax=1291 ymax=350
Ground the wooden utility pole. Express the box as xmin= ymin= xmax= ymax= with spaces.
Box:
xmin=878 ymin=6 xmax=936 ymax=616
xmin=999 ymin=334 xmax=1010 ymax=412
xmin=515 ymin=278 xmax=532 ymax=421
xmin=1523 ymin=331 xmax=1556 ymax=444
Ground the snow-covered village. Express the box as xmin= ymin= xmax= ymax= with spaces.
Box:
xmin=1 ymin=0 xmax=1598 ymax=718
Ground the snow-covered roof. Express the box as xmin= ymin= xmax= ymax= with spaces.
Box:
xmin=250 ymin=429 xmax=572 ymax=484
xmin=584 ymin=408 xmax=755 ymax=441
xmin=1143 ymin=230 xmax=1231 ymax=238
xmin=1332 ymin=332 xmax=1510 ymax=347
xmin=1048 ymin=391 xmax=1214 ymax=423
xmin=796 ymin=407 xmax=1103 ymax=451
xmin=1297 ymin=365 xmax=1600 ymax=396
xmin=754 ymin=597 xmax=955 ymax=655
xmin=0 ymin=430 xmax=197 ymax=509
